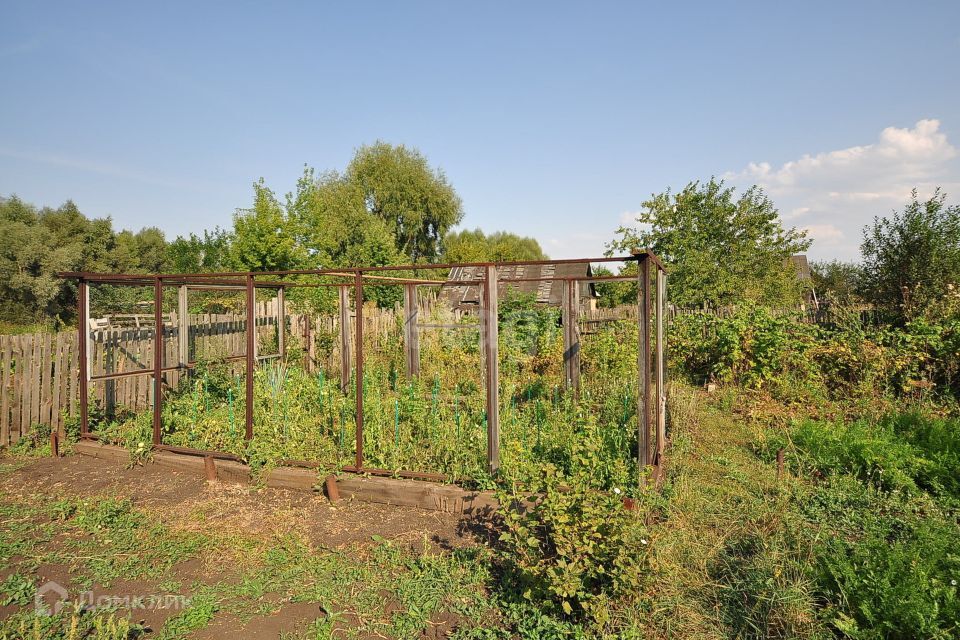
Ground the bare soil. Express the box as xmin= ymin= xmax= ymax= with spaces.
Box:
xmin=0 ymin=452 xmax=488 ymax=638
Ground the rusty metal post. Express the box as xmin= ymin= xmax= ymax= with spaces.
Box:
xmin=403 ymin=283 xmax=420 ymax=380
xmin=562 ymin=279 xmax=581 ymax=397
xmin=244 ymin=274 xmax=255 ymax=441
xmin=78 ymin=279 xmax=89 ymax=438
xmin=277 ymin=286 xmax=285 ymax=363
xmin=339 ymin=286 xmax=351 ymax=393
xmin=642 ymin=257 xmax=652 ymax=465
xmin=354 ymin=271 xmax=364 ymax=470
xmin=152 ymin=277 xmax=164 ymax=445
xmin=483 ymin=265 xmax=500 ymax=476
xmin=655 ymin=268 xmax=666 ymax=464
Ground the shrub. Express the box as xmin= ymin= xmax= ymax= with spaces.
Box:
xmin=496 ymin=457 xmax=649 ymax=626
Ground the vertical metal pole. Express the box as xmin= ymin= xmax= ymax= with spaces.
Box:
xmin=78 ymin=279 xmax=89 ymax=438
xmin=562 ymin=279 xmax=581 ymax=397
xmin=655 ymin=268 xmax=666 ymax=464
xmin=642 ymin=257 xmax=652 ymax=465
xmin=339 ymin=286 xmax=351 ymax=393
xmin=244 ymin=274 xmax=255 ymax=441
xmin=637 ymin=257 xmax=649 ymax=482
xmin=177 ymin=285 xmax=189 ymax=368
xmin=152 ymin=278 xmax=163 ymax=445
xmin=403 ymin=283 xmax=420 ymax=380
xmin=354 ymin=271 xmax=364 ymax=470
xmin=483 ymin=265 xmax=500 ymax=476
xmin=277 ymin=286 xmax=286 ymax=362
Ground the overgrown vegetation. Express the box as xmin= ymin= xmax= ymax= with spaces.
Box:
xmin=87 ymin=302 xmax=644 ymax=494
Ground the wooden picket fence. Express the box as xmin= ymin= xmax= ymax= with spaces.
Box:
xmin=0 ymin=332 xmax=79 ymax=446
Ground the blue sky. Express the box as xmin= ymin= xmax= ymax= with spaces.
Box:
xmin=1 ymin=1 xmax=958 ymax=261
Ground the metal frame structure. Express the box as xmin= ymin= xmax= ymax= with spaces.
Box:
xmin=59 ymin=249 xmax=667 ymax=485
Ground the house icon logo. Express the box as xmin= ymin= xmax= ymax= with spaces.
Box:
xmin=34 ymin=581 xmax=69 ymax=616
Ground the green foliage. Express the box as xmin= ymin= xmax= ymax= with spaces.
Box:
xmin=607 ymin=178 xmax=810 ymax=307
xmin=443 ymin=228 xmax=547 ymax=263
xmin=156 ymin=592 xmax=218 ymax=640
xmin=861 ymin=188 xmax=960 ymax=320
xmin=497 ymin=453 xmax=649 ymax=626
xmin=0 ymin=605 xmax=144 ymax=640
xmin=799 ymin=475 xmax=960 ymax=639
xmin=669 ymin=305 xmax=817 ymax=388
xmin=0 ymin=195 xmax=169 ymax=325
xmin=769 ymin=413 xmax=960 ymax=503
xmin=91 ymin=313 xmax=641 ymax=492
xmin=0 ymin=573 xmax=35 ymax=606
xmin=230 ymin=179 xmax=308 ymax=272
xmin=167 ymin=228 xmax=231 ymax=273
xmin=669 ymin=303 xmax=960 ymax=401
xmin=346 ymin=142 xmax=464 ymax=263
xmin=810 ymin=259 xmax=864 ymax=304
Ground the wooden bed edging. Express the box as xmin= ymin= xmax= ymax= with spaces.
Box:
xmin=72 ymin=441 xmax=498 ymax=515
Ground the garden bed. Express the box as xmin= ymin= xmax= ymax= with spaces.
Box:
xmin=74 ymin=441 xmax=499 ymax=515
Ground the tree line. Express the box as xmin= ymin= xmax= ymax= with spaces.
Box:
xmin=3 ymin=139 xmax=957 ymax=328
xmin=0 ymin=142 xmax=545 ymax=327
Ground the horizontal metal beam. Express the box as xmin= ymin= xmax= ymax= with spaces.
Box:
xmin=56 ymin=253 xmax=650 ymax=282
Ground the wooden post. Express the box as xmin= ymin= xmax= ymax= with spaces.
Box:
xmin=354 ymin=272 xmax=364 ymax=470
xmin=483 ymin=265 xmax=500 ymax=476
xmin=324 ymin=475 xmax=340 ymax=501
xmin=403 ymin=283 xmax=420 ymax=380
xmin=277 ymin=287 xmax=286 ymax=363
xmin=178 ymin=285 xmax=189 ymax=368
xmin=637 ymin=257 xmax=650 ymax=482
xmin=655 ymin=268 xmax=666 ymax=464
xmin=339 ymin=286 xmax=351 ymax=393
xmin=562 ymin=280 xmax=581 ymax=397
xmin=152 ymin=278 xmax=163 ymax=446
xmin=78 ymin=280 xmax=89 ymax=438
xmin=204 ymin=455 xmax=217 ymax=482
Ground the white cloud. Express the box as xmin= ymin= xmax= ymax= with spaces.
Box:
xmin=618 ymin=210 xmax=642 ymax=228
xmin=726 ymin=119 xmax=960 ymax=260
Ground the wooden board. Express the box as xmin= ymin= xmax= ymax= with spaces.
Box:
xmin=73 ymin=442 xmax=498 ymax=514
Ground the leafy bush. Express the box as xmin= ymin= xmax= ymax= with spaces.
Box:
xmin=669 ymin=303 xmax=960 ymax=402
xmin=669 ymin=305 xmax=817 ymax=389
xmin=768 ymin=413 xmax=960 ymax=503
xmin=496 ymin=452 xmax=649 ymax=626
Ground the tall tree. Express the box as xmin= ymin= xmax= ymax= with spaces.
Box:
xmin=607 ymin=179 xmax=810 ymax=307
xmin=443 ymin=228 xmax=547 ymax=263
xmin=230 ymin=180 xmax=306 ymax=272
xmin=344 ymin=142 xmax=463 ymax=263
xmin=860 ymin=189 xmax=960 ymax=319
